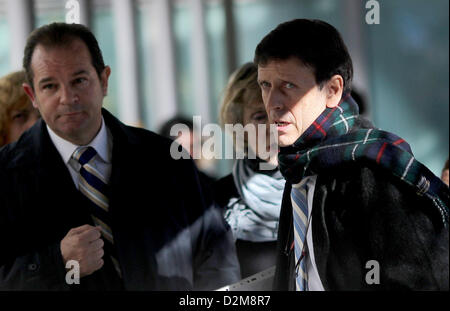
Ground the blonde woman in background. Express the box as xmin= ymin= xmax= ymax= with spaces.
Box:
xmin=0 ymin=71 xmax=40 ymax=147
xmin=214 ymin=62 xmax=284 ymax=279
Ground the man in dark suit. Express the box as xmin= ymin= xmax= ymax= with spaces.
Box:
xmin=0 ymin=22 xmax=240 ymax=290
xmin=254 ymin=19 xmax=448 ymax=290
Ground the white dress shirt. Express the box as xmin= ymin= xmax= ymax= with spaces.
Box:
xmin=47 ymin=117 xmax=113 ymax=188
xmin=302 ymin=175 xmax=325 ymax=291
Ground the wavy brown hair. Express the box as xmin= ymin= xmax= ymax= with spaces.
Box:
xmin=219 ymin=62 xmax=263 ymax=153
xmin=220 ymin=62 xmax=262 ymax=126
xmin=0 ymin=71 xmax=31 ymax=146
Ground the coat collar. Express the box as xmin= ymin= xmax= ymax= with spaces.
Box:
xmin=4 ymin=108 xmax=139 ymax=169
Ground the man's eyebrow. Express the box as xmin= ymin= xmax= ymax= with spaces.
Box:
xmin=38 ymin=77 xmax=54 ymax=86
xmin=37 ymin=70 xmax=90 ymax=87
xmin=73 ymin=70 xmax=89 ymax=76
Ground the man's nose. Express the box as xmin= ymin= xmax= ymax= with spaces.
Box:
xmin=265 ymin=89 xmax=283 ymax=112
xmin=59 ymin=85 xmax=79 ymax=105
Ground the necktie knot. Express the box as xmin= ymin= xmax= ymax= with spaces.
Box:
xmin=73 ymin=146 xmax=97 ymax=166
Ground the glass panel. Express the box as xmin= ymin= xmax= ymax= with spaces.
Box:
xmin=35 ymin=0 xmax=65 ymax=27
xmin=206 ymin=0 xmax=227 ymax=124
xmin=366 ymin=0 xmax=449 ymax=176
xmin=91 ymin=0 xmax=119 ymax=118
xmin=136 ymin=0 xmax=156 ymax=130
xmin=0 ymin=0 xmax=10 ymax=77
xmin=205 ymin=0 xmax=230 ymax=177
xmin=233 ymin=0 xmax=343 ymax=65
xmin=173 ymin=0 xmax=194 ymax=118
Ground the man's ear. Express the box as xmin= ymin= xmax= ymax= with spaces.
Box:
xmin=22 ymin=83 xmax=37 ymax=108
xmin=101 ymin=66 xmax=111 ymax=96
xmin=325 ymin=75 xmax=344 ymax=108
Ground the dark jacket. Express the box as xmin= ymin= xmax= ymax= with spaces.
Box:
xmin=0 ymin=109 xmax=240 ymax=290
xmin=274 ymin=155 xmax=449 ymax=291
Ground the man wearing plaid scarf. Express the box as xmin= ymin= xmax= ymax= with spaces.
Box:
xmin=254 ymin=19 xmax=449 ymax=290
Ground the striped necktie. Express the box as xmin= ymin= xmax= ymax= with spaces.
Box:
xmin=290 ymin=178 xmax=310 ymax=291
xmin=72 ymin=146 xmax=122 ymax=278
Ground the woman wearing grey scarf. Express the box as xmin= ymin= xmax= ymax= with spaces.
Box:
xmin=214 ymin=63 xmax=284 ymax=278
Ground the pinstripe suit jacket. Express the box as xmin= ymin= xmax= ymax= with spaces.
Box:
xmin=0 ymin=109 xmax=240 ymax=290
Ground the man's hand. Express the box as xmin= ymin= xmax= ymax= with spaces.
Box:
xmin=60 ymin=224 xmax=104 ymax=278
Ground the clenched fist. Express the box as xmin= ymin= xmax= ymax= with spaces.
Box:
xmin=60 ymin=224 xmax=104 ymax=278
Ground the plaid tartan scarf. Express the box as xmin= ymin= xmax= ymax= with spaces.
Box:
xmin=278 ymin=93 xmax=449 ymax=226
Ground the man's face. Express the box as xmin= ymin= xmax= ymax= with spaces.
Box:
xmin=258 ymin=57 xmax=341 ymax=147
xmin=23 ymin=39 xmax=110 ymax=145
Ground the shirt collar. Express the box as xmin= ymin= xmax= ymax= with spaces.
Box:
xmin=47 ymin=117 xmax=111 ymax=164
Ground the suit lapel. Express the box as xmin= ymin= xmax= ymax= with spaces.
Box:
xmin=102 ymin=110 xmax=158 ymax=289
xmin=311 ymin=176 xmax=330 ymax=290
xmin=34 ymin=120 xmax=92 ymax=230
xmin=7 ymin=120 xmax=91 ymax=247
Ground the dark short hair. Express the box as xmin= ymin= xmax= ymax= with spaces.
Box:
xmin=23 ymin=22 xmax=106 ymax=88
xmin=254 ymin=19 xmax=353 ymax=93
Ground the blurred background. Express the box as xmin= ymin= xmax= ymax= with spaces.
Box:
xmin=0 ymin=0 xmax=448 ymax=178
